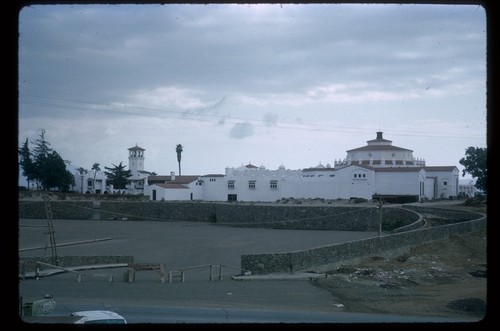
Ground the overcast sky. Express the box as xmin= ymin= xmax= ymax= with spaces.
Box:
xmin=18 ymin=3 xmax=487 ymax=183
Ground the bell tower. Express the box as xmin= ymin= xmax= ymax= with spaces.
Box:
xmin=128 ymin=144 xmax=145 ymax=176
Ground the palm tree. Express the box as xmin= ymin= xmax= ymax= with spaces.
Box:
xmin=76 ymin=167 xmax=88 ymax=194
xmin=91 ymin=163 xmax=101 ymax=194
xmin=176 ymin=144 xmax=183 ymax=176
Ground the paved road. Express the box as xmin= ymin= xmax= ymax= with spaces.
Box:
xmin=20 ymin=218 xmax=463 ymax=324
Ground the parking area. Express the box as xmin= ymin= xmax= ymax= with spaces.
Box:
xmin=18 ymin=218 xmax=378 ymax=314
xmin=19 ymin=218 xmax=378 ymax=272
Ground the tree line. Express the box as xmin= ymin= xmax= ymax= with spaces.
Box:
xmin=18 ymin=129 xmax=135 ymax=192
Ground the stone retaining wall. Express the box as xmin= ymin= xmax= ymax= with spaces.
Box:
xmin=18 ymin=201 xmax=421 ymax=231
xmin=241 ymin=216 xmax=487 ymax=275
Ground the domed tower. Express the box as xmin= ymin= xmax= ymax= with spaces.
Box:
xmin=128 ymin=144 xmax=145 ymax=176
xmin=342 ymin=132 xmax=423 ymax=168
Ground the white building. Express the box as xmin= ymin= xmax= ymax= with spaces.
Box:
xmin=126 ymin=144 xmax=153 ymax=195
xmin=72 ymin=144 xmax=152 ymax=194
xmin=144 ymin=172 xmax=202 ymax=201
xmin=82 ymin=132 xmax=459 ymax=201
xmin=458 ymin=179 xmax=479 ymax=198
xmin=73 ymin=169 xmax=112 ymax=194
xmin=172 ymin=132 xmax=457 ymax=202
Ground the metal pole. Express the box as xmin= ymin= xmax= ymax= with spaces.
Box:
xmin=378 ymin=197 xmax=383 ymax=237
xmin=160 ymin=264 xmax=166 ymax=283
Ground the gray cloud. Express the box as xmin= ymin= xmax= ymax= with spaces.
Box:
xmin=263 ymin=112 xmax=278 ymax=127
xmin=17 ymin=4 xmax=486 ymax=178
xmin=229 ymin=122 xmax=255 ymax=139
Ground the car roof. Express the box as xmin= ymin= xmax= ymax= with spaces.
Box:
xmin=71 ymin=310 xmax=126 ymax=322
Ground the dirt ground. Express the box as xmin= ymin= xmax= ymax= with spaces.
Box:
xmin=313 ymin=210 xmax=487 ymax=321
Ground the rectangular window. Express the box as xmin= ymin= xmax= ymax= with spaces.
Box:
xmin=210 ymin=178 xmax=216 ymax=182
xmin=270 ymin=180 xmax=278 ymax=189
xmin=248 ymin=180 xmax=256 ymax=189
xmin=228 ymin=180 xmax=235 ymax=189
xmin=353 ymin=172 xmax=367 ymax=180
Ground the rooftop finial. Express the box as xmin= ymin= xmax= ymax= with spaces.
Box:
xmin=376 ymin=131 xmax=383 ymax=140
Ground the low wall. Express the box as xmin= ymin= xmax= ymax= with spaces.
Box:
xmin=19 ymin=256 xmax=134 ymax=274
xmin=214 ymin=204 xmax=419 ymax=231
xmin=18 ymin=201 xmax=420 ymax=231
xmin=241 ymin=216 xmax=486 ymax=275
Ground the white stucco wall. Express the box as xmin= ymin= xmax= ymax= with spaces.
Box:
xmin=330 ymin=165 xmax=375 ymax=200
xmin=424 ymin=177 xmax=436 ymax=199
xmin=374 ymin=169 xmax=423 ymax=197
xmin=146 ymin=184 xmax=193 ymax=201
xmin=425 ymin=168 xmax=459 ymax=198
xmin=73 ymin=171 xmax=110 ymax=194
xmin=199 ymin=176 xmax=226 ymax=201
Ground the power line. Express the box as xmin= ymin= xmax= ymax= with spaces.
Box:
xmin=20 ymin=93 xmax=485 ymax=140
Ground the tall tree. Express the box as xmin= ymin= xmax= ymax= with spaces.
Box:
xmin=20 ymin=129 xmax=74 ymax=191
xmin=39 ymin=151 xmax=75 ymax=192
xmin=176 ymin=144 xmax=183 ymax=176
xmin=18 ymin=138 xmax=36 ymax=189
xmin=104 ymin=162 xmax=132 ymax=192
xmin=31 ymin=129 xmax=53 ymax=189
xmin=459 ymin=147 xmax=487 ymax=194
xmin=91 ymin=162 xmax=101 ymax=193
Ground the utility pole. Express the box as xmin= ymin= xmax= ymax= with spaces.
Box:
xmin=43 ymin=193 xmax=58 ymax=266
xmin=378 ymin=197 xmax=383 ymax=237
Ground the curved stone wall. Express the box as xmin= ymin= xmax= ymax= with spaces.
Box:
xmin=241 ymin=216 xmax=486 ymax=275
xmin=18 ymin=201 xmax=420 ymax=231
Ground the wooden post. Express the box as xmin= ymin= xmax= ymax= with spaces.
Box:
xmin=20 ymin=261 xmax=25 ymax=280
xmin=77 ymin=273 xmax=82 ymax=282
xmin=181 ymin=271 xmax=185 ymax=283
xmin=159 ymin=264 xmax=166 ymax=283
xmin=378 ymin=197 xmax=383 ymax=237
xmin=219 ymin=265 xmax=223 ymax=281
xmin=209 ymin=264 xmax=214 ymax=281
xmin=108 ymin=274 xmax=114 ymax=283
xmin=168 ymin=271 xmax=173 ymax=283
xmin=127 ymin=268 xmax=135 ymax=283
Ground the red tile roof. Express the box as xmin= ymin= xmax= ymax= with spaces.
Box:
xmin=347 ymin=145 xmax=412 ymax=152
xmin=154 ymin=183 xmax=189 ymax=189
xmin=147 ymin=175 xmax=199 ymax=185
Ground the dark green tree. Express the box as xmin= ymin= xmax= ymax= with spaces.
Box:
xmin=31 ymin=129 xmax=53 ymax=189
xmin=459 ymin=147 xmax=487 ymax=194
xmin=176 ymin=144 xmax=183 ymax=176
xmin=104 ymin=162 xmax=132 ymax=191
xmin=39 ymin=150 xmax=75 ymax=192
xmin=18 ymin=138 xmax=36 ymax=189
xmin=20 ymin=129 xmax=74 ymax=191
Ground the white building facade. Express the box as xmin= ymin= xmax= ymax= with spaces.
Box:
xmin=126 ymin=145 xmax=153 ymax=195
xmin=77 ymin=132 xmax=459 ymax=201
xmin=73 ymin=170 xmax=112 ymax=194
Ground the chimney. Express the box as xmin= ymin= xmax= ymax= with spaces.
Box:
xmin=376 ymin=131 xmax=383 ymax=140
xmin=170 ymin=171 xmax=175 ymax=181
